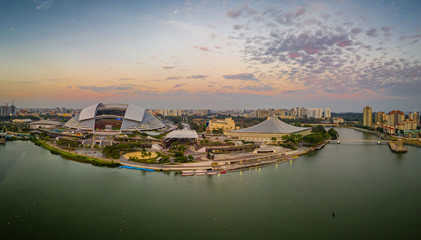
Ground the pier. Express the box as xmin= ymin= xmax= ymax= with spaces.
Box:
xmin=387 ymin=139 xmax=408 ymax=153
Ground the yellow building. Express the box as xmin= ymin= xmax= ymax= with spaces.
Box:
xmin=395 ymin=119 xmax=417 ymax=131
xmin=363 ymin=106 xmax=372 ymax=127
xmin=375 ymin=111 xmax=386 ymax=124
xmin=380 ymin=124 xmax=396 ymax=135
xmin=207 ymin=118 xmax=237 ymax=131
xmin=409 ymin=112 xmax=420 ymax=127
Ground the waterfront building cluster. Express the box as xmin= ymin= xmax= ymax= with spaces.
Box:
xmin=2 ymin=102 xmax=330 ymax=171
xmin=362 ymin=105 xmax=420 ymax=135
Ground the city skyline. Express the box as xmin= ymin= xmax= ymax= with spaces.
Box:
xmin=1 ymin=0 xmax=421 ymax=111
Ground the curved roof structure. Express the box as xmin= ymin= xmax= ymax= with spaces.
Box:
xmin=166 ymin=129 xmax=198 ymax=139
xmin=230 ymin=117 xmax=310 ymax=134
xmin=65 ymin=103 xmax=164 ymax=133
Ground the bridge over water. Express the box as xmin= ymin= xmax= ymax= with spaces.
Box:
xmin=328 ymin=139 xmax=387 ymax=143
xmin=328 ymin=137 xmax=408 ymax=153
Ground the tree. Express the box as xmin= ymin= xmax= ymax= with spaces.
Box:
xmin=188 ymin=155 xmax=194 ymax=161
xmin=327 ymin=128 xmax=338 ymax=140
xmin=302 ymin=133 xmax=326 ymax=146
xmin=312 ymin=125 xmax=326 ymax=134
xmin=178 ymin=145 xmax=186 ymax=153
xmin=294 ymin=122 xmax=302 ymax=127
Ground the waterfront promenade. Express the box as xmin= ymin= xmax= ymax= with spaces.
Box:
xmin=352 ymin=127 xmax=408 ymax=153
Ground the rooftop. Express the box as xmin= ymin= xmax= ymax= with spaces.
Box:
xmin=166 ymin=129 xmax=198 ymax=139
xmin=230 ymin=117 xmax=310 ymax=134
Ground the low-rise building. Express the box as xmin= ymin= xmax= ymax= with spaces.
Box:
xmin=380 ymin=124 xmax=396 ymax=135
xmin=29 ymin=120 xmax=64 ymax=130
xmin=207 ymin=118 xmax=237 ymax=131
xmin=332 ymin=117 xmax=344 ymax=124
xmin=395 ymin=119 xmax=417 ymax=131
xmin=12 ymin=119 xmax=32 ymax=123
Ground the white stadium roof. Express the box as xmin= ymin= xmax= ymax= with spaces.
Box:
xmin=64 ymin=103 xmax=164 ymax=133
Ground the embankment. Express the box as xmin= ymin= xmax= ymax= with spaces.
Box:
xmin=32 ymin=139 xmax=121 ymax=167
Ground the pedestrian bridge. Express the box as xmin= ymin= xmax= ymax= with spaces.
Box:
xmin=329 ymin=139 xmax=387 ymax=142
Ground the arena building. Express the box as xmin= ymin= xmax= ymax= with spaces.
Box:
xmin=65 ymin=103 xmax=165 ymax=134
xmin=224 ymin=116 xmax=311 ymax=143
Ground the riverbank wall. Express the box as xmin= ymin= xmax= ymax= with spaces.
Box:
xmin=33 ymin=140 xmax=121 ymax=167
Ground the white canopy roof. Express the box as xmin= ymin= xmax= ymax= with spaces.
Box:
xmin=166 ymin=129 xmax=198 ymax=139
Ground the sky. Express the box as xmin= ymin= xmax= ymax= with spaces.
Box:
xmin=1 ymin=0 xmax=420 ymax=112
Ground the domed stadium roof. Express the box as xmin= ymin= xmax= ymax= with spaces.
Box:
xmin=65 ymin=103 xmax=164 ymax=133
xmin=229 ymin=116 xmax=310 ymax=134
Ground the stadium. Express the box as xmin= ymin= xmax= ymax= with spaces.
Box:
xmin=65 ymin=103 xmax=165 ymax=133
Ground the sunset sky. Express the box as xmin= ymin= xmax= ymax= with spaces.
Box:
xmin=1 ymin=0 xmax=420 ymax=112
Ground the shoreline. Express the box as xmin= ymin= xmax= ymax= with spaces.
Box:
xmin=25 ymin=136 xmax=331 ymax=172
xmin=118 ymin=139 xmax=330 ymax=172
xmin=32 ymin=139 xmax=121 ymax=167
xmin=352 ymin=126 xmax=420 ymax=148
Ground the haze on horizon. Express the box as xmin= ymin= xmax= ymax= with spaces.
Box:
xmin=1 ymin=0 xmax=420 ymax=112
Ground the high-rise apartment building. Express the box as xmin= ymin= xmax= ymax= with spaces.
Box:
xmin=408 ymin=111 xmax=420 ymax=127
xmin=386 ymin=110 xmax=404 ymax=126
xmin=324 ymin=108 xmax=331 ymax=118
xmin=0 ymin=103 xmax=16 ymax=117
xmin=363 ymin=106 xmax=372 ymax=127
xmin=375 ymin=111 xmax=386 ymax=124
xmin=307 ymin=108 xmax=323 ymax=118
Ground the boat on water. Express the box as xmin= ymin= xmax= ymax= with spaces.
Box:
xmin=195 ymin=172 xmax=206 ymax=176
xmin=181 ymin=170 xmax=194 ymax=176
xmin=207 ymin=171 xmax=217 ymax=175
xmin=181 ymin=173 xmax=194 ymax=176
xmin=220 ymin=171 xmax=226 ymax=174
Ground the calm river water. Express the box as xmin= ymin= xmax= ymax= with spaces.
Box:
xmin=1 ymin=128 xmax=420 ymax=240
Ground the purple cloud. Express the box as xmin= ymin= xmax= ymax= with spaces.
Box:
xmin=366 ymin=28 xmax=378 ymax=37
xmin=223 ymin=73 xmax=258 ymax=81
